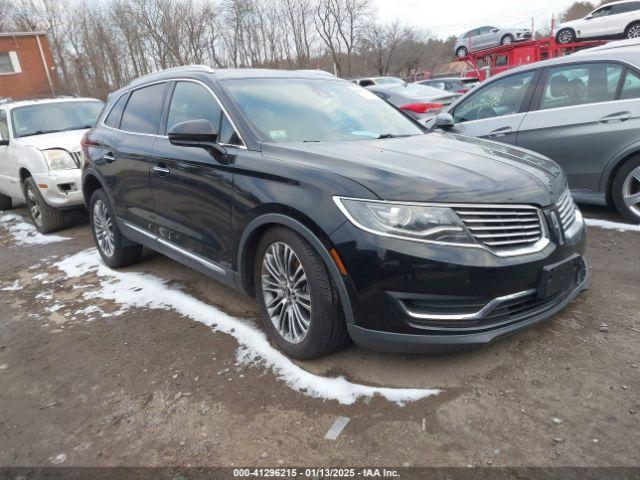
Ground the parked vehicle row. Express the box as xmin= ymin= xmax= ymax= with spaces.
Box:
xmin=426 ymin=40 xmax=640 ymax=223
xmin=0 ymin=98 xmax=103 ymax=231
xmin=76 ymin=67 xmax=587 ymax=360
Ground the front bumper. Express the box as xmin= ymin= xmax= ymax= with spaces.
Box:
xmin=330 ymin=211 xmax=587 ymax=354
xmin=31 ymin=169 xmax=84 ymax=209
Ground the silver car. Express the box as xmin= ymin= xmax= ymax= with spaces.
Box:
xmin=429 ymin=41 xmax=640 ymax=223
xmin=454 ymin=26 xmax=532 ymax=58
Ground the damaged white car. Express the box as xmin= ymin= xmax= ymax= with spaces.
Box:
xmin=0 ymin=97 xmax=103 ymax=232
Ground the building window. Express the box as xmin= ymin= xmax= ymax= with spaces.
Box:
xmin=0 ymin=52 xmax=22 ymax=74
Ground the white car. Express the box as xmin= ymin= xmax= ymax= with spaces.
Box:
xmin=554 ymin=0 xmax=640 ymax=44
xmin=0 ymin=97 xmax=103 ymax=232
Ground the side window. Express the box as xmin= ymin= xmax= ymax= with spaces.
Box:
xmin=219 ymin=114 xmax=242 ymax=146
xmin=104 ymin=93 xmax=128 ymax=129
xmin=0 ymin=110 xmax=8 ymax=140
xmin=540 ymin=63 xmax=622 ymax=110
xmin=167 ymin=81 xmax=222 ymax=132
xmin=620 ymin=69 xmax=640 ymax=99
xmin=120 ymin=83 xmax=167 ymax=134
xmin=590 ymin=6 xmax=611 ymax=17
xmin=453 ymin=71 xmax=535 ymax=123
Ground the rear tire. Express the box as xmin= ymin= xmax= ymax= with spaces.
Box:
xmin=501 ymin=34 xmax=514 ymax=45
xmin=254 ymin=227 xmax=351 ymax=359
xmin=556 ymin=28 xmax=575 ymax=44
xmin=626 ymin=22 xmax=640 ymax=39
xmin=0 ymin=193 xmax=11 ymax=211
xmin=89 ymin=188 xmax=142 ymax=267
xmin=23 ymin=177 xmax=64 ymax=233
xmin=456 ymin=47 xmax=468 ymax=59
xmin=612 ymin=157 xmax=640 ymax=224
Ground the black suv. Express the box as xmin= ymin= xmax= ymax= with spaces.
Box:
xmin=82 ymin=66 xmax=588 ymax=359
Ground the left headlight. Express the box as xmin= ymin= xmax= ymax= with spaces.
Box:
xmin=43 ymin=149 xmax=77 ymax=170
xmin=334 ymin=197 xmax=476 ymax=244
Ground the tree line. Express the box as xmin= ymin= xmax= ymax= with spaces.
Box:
xmin=1 ymin=0 xmax=612 ymax=99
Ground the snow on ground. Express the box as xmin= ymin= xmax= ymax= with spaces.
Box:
xmin=0 ymin=213 xmax=69 ymax=246
xmin=585 ymin=218 xmax=640 ymax=233
xmin=55 ymin=249 xmax=440 ymax=406
xmin=1 ymin=280 xmax=21 ymax=291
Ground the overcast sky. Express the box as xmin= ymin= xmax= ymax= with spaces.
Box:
xmin=373 ymin=0 xmax=579 ymax=39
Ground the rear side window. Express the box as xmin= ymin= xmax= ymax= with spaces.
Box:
xmin=104 ymin=93 xmax=128 ymax=129
xmin=120 ymin=83 xmax=167 ymax=134
xmin=611 ymin=1 xmax=640 ymax=13
xmin=540 ymin=63 xmax=622 ymax=110
xmin=620 ymin=69 xmax=640 ymax=99
xmin=0 ymin=110 xmax=8 ymax=140
xmin=167 ymin=81 xmax=222 ymax=132
xmin=453 ymin=71 xmax=535 ymax=123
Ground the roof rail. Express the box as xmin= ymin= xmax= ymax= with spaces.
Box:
xmin=0 ymin=98 xmax=13 ymax=105
xmin=128 ymin=65 xmax=215 ymax=86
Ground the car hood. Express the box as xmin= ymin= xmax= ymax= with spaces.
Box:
xmin=262 ymin=132 xmax=565 ymax=206
xmin=15 ymin=129 xmax=89 ymax=152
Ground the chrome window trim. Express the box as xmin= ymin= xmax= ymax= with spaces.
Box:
xmin=399 ymin=288 xmax=537 ymax=321
xmin=333 ymin=196 xmax=551 ymax=258
xmin=100 ymin=77 xmax=247 ymax=149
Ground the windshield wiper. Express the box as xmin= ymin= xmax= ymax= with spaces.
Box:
xmin=60 ymin=124 xmax=94 ymax=132
xmin=303 ymin=139 xmax=321 ymax=143
xmin=22 ymin=129 xmax=60 ymax=136
xmin=377 ymin=133 xmax=398 ymax=139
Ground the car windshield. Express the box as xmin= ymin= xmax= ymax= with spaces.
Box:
xmin=11 ymin=101 xmax=103 ymax=138
xmin=222 ymin=78 xmax=423 ymax=143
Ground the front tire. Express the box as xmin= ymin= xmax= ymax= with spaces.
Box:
xmin=556 ymin=28 xmax=575 ymax=44
xmin=456 ymin=47 xmax=468 ymax=59
xmin=0 ymin=193 xmax=11 ymax=211
xmin=501 ymin=34 xmax=514 ymax=45
xmin=23 ymin=177 xmax=64 ymax=233
xmin=254 ymin=227 xmax=350 ymax=359
xmin=626 ymin=22 xmax=640 ymax=39
xmin=612 ymin=157 xmax=640 ymax=224
xmin=89 ymin=189 xmax=142 ymax=267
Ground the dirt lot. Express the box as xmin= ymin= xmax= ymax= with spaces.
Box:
xmin=0 ymin=204 xmax=638 ymax=469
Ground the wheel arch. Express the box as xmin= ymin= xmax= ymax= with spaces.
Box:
xmin=236 ymin=212 xmax=355 ymax=325
xmin=602 ymin=146 xmax=640 ymax=205
xmin=82 ymin=172 xmax=105 ymax=209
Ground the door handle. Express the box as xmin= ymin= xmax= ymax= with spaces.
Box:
xmin=103 ymin=152 xmax=115 ymax=163
xmin=599 ymin=111 xmax=631 ymax=123
xmin=487 ymin=126 xmax=513 ymax=137
xmin=153 ymin=164 xmax=171 ymax=176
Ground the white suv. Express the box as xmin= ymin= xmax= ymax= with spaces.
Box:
xmin=0 ymin=97 xmax=103 ymax=232
xmin=555 ymin=0 xmax=640 ymax=44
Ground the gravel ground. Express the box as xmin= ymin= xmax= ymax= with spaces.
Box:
xmin=0 ymin=204 xmax=638 ymax=468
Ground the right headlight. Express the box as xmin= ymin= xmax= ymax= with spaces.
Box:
xmin=333 ymin=197 xmax=475 ymax=244
xmin=43 ymin=149 xmax=77 ymax=170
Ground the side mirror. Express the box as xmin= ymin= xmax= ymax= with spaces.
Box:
xmin=585 ymin=15 xmax=593 ymax=20
xmin=435 ymin=112 xmax=455 ymax=129
xmin=491 ymin=28 xmax=499 ymax=33
xmin=168 ymin=119 xmax=226 ymax=155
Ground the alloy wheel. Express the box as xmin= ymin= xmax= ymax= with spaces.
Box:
xmin=502 ymin=36 xmax=513 ymax=45
xmin=93 ymin=199 xmax=115 ymax=257
xmin=25 ymin=184 xmax=42 ymax=228
xmin=622 ymin=166 xmax=640 ymax=218
xmin=557 ymin=30 xmax=573 ymax=44
xmin=261 ymin=241 xmax=311 ymax=344
xmin=628 ymin=25 xmax=640 ymax=38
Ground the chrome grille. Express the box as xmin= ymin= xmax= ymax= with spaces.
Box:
xmin=70 ymin=151 xmax=84 ymax=168
xmin=453 ymin=205 xmax=545 ymax=252
xmin=556 ymin=189 xmax=577 ymax=231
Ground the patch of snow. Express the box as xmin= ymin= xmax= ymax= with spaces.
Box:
xmin=0 ymin=213 xmax=69 ymax=246
xmin=585 ymin=218 xmax=640 ymax=232
xmin=55 ymin=249 xmax=440 ymax=406
xmin=47 ymin=304 xmax=64 ymax=313
xmin=32 ymin=272 xmax=49 ymax=281
xmin=1 ymin=279 xmax=21 ymax=291
xmin=36 ymin=291 xmax=54 ymax=300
